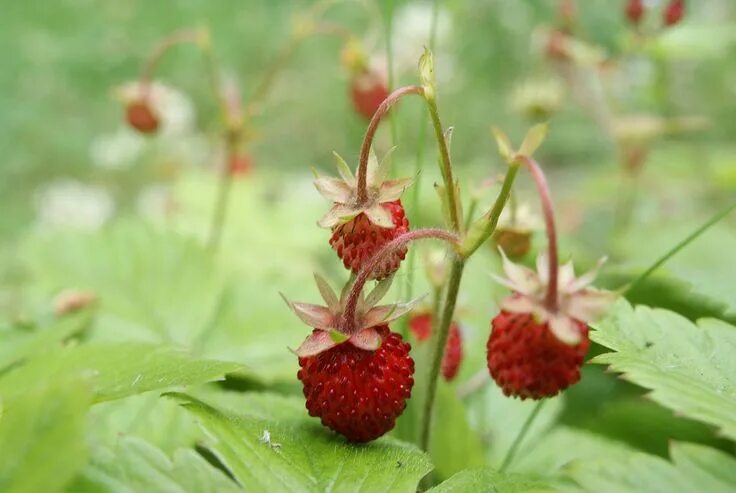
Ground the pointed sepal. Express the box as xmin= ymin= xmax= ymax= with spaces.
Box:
xmin=295 ymin=330 xmax=340 ymax=357
xmin=349 ymin=327 xmax=383 ymax=351
xmin=362 ymin=294 xmax=427 ymax=329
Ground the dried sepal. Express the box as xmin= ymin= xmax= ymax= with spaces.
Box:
xmin=362 ymin=295 xmax=426 ymax=329
xmin=349 ymin=327 xmax=383 ymax=351
xmin=281 ymin=293 xmax=335 ymax=328
xmin=295 ymin=330 xmax=340 ymax=357
xmin=363 ymin=276 xmax=394 ymax=310
xmin=379 ymin=177 xmax=414 ymax=201
xmin=332 ymin=151 xmax=356 ymax=187
xmin=494 ymin=251 xmax=615 ymax=346
xmin=313 ymin=273 xmax=339 ymax=313
xmin=314 ymin=176 xmax=353 ymax=203
xmin=364 ymin=204 xmax=394 ymax=228
xmin=318 ymin=203 xmax=362 ymax=228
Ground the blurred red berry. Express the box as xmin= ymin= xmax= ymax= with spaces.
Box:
xmin=125 ymin=99 xmax=159 ymax=134
xmin=298 ymin=325 xmax=414 ymax=442
xmin=409 ymin=313 xmax=463 ymax=381
xmin=625 ymin=0 xmax=645 ymax=25
xmin=663 ymin=0 xmax=684 ymax=27
xmin=487 ymin=311 xmax=589 ymax=399
xmin=228 ymin=153 xmax=252 ymax=177
xmin=350 ymin=69 xmax=389 ymax=120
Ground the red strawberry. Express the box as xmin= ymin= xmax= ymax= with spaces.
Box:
xmin=487 ymin=252 xmax=615 ymax=399
xmin=285 ymin=274 xmax=421 ymax=442
xmin=409 ymin=313 xmax=463 ymax=381
xmin=298 ymin=325 xmax=414 ymax=442
xmin=625 ymin=0 xmax=645 ymax=26
xmin=228 ymin=153 xmax=252 ymax=177
xmin=487 ymin=311 xmax=589 ymax=399
xmin=330 ymin=200 xmax=409 ymax=281
xmin=350 ymin=69 xmax=389 ymax=120
xmin=663 ymin=0 xmax=684 ymax=27
xmin=126 ymin=99 xmax=159 ymax=134
xmin=316 ymin=149 xmax=413 ymax=280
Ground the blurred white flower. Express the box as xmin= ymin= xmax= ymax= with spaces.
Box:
xmin=510 ymin=78 xmax=565 ymax=120
xmin=392 ymin=2 xmax=454 ymax=78
xmin=498 ymin=203 xmax=542 ymax=230
xmin=35 ymin=180 xmax=114 ymax=231
xmin=89 ymin=128 xmax=145 ymax=170
xmin=117 ymin=81 xmax=196 ymax=137
xmin=136 ymin=184 xmax=175 ymax=223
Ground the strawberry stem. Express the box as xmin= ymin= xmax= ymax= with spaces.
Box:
xmin=356 ymin=85 xmax=425 ymax=204
xmin=340 ymin=228 xmax=459 ymax=334
xmin=517 ymin=156 xmax=559 ymax=312
xmin=139 ymin=29 xmax=201 ymax=96
xmin=499 ymin=400 xmax=545 ymax=472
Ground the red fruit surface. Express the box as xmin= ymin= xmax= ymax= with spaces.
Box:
xmin=350 ymin=70 xmax=389 ymax=120
xmin=228 ymin=153 xmax=252 ymax=177
xmin=329 ymin=200 xmax=409 ymax=280
xmin=486 ymin=311 xmax=589 ymax=399
xmin=126 ymin=100 xmax=159 ymax=134
xmin=625 ymin=0 xmax=645 ymax=25
xmin=409 ymin=313 xmax=463 ymax=381
xmin=297 ymin=325 xmax=414 ymax=442
xmin=663 ymin=0 xmax=684 ymax=26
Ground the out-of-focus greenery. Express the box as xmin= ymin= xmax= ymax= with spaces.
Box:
xmin=2 ymin=1 xmax=736 ymax=492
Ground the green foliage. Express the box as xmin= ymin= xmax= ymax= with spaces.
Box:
xmin=567 ymin=442 xmax=736 ymax=493
xmin=169 ymin=392 xmax=433 ymax=493
xmin=428 ymin=468 xmax=558 ymax=493
xmin=0 ymin=342 xmax=241 ymax=403
xmin=70 ymin=436 xmax=239 ymax=493
xmin=0 ymin=378 xmax=92 ymax=493
xmin=591 ymin=300 xmax=736 ymax=440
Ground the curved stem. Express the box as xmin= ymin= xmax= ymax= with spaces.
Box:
xmin=340 ymin=228 xmax=458 ymax=333
xmin=499 ymin=400 xmax=545 ymax=473
xmin=356 ymin=85 xmax=425 ymax=204
xmin=517 ymin=156 xmax=558 ymax=311
xmin=139 ymin=29 xmax=201 ymax=91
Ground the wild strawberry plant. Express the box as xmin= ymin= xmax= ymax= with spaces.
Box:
xmin=2 ymin=1 xmax=736 ymax=493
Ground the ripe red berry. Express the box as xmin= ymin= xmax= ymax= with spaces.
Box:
xmin=125 ymin=99 xmax=159 ymax=134
xmin=625 ymin=0 xmax=645 ymax=25
xmin=329 ymin=200 xmax=409 ymax=280
xmin=228 ymin=153 xmax=252 ymax=177
xmin=297 ymin=325 xmax=414 ymax=442
xmin=409 ymin=313 xmax=463 ymax=381
xmin=350 ymin=69 xmax=389 ymax=120
xmin=486 ymin=311 xmax=589 ymax=399
xmin=663 ymin=0 xmax=684 ymax=27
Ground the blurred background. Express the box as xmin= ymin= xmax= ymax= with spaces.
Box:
xmin=1 ymin=0 xmax=736 ymax=444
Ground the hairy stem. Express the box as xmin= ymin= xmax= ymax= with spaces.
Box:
xmin=419 ymin=255 xmax=464 ymax=452
xmin=405 ymin=0 xmax=441 ymax=301
xmin=425 ymin=96 xmax=462 ymax=232
xmin=459 ymin=164 xmax=520 ymax=258
xmin=356 ymin=85 xmax=425 ymax=204
xmin=499 ymin=400 xmax=545 ymax=473
xmin=340 ymin=228 xmax=459 ymax=333
xmin=517 ymin=156 xmax=558 ymax=311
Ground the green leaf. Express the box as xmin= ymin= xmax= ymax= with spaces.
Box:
xmin=567 ymin=442 xmax=736 ymax=493
xmin=0 ymin=378 xmax=92 ymax=493
xmin=70 ymin=436 xmax=240 ymax=493
xmin=429 ymin=382 xmax=486 ymax=481
xmin=669 ymin=442 xmax=736 ymax=492
xmin=0 ymin=343 xmax=241 ymax=403
xmin=428 ymin=468 xmax=559 ymax=493
xmin=0 ymin=311 xmax=89 ymax=373
xmin=590 ymin=300 xmax=736 ymax=440
xmin=168 ymin=392 xmax=433 ymax=492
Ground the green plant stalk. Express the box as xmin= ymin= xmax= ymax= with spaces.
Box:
xmin=627 ymin=200 xmax=736 ymax=293
xmin=460 ymin=164 xmax=520 ymax=258
xmin=499 ymin=400 xmax=545 ymax=473
xmin=419 ymin=254 xmax=464 ymax=453
xmin=405 ymin=0 xmax=442 ymax=301
xmin=425 ymin=97 xmax=462 ymax=233
xmin=206 ymin=132 xmax=238 ymax=253
xmin=381 ymin=0 xmax=399 ymax=147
